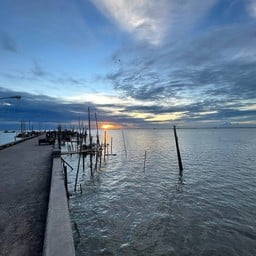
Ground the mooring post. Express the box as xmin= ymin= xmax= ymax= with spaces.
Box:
xmin=173 ymin=125 xmax=183 ymax=177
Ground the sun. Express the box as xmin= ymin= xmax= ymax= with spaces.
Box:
xmin=101 ymin=124 xmax=114 ymax=129
xmin=100 ymin=122 xmax=123 ymax=129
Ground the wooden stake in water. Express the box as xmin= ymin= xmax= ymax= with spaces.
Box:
xmin=173 ymin=125 xmax=183 ymax=177
xmin=82 ymin=153 xmax=85 ymax=172
xmin=122 ymin=130 xmax=127 ymax=157
xmin=63 ymin=165 xmax=69 ymax=199
xmin=104 ymin=131 xmax=107 ymax=161
xmin=74 ymin=145 xmax=82 ymax=192
xmin=90 ymin=152 xmax=93 ymax=177
xmin=110 ymin=137 xmax=113 ymax=155
xmin=95 ymin=113 xmax=100 ymax=146
xmin=88 ymin=107 xmax=92 ymax=147
xmin=143 ymin=150 xmax=147 ymax=172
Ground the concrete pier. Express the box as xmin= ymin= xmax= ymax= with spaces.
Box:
xmin=43 ymin=150 xmax=75 ymax=256
xmin=0 ymin=137 xmax=52 ymax=256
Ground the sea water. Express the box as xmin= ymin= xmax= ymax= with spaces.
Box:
xmin=62 ymin=128 xmax=256 ymax=256
xmin=0 ymin=131 xmax=17 ymax=145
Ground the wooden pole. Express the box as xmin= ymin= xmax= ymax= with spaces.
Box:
xmin=122 ymin=130 xmax=127 ymax=157
xmin=143 ymin=150 xmax=147 ymax=172
xmin=74 ymin=148 xmax=82 ymax=192
xmin=94 ymin=151 xmax=99 ymax=171
xmin=104 ymin=131 xmax=106 ymax=161
xmin=173 ymin=125 xmax=183 ymax=177
xmin=63 ymin=165 xmax=69 ymax=200
xmin=61 ymin=157 xmax=74 ymax=170
xmin=99 ymin=143 xmax=102 ymax=167
xmin=95 ymin=113 xmax=100 ymax=146
xmin=110 ymin=137 xmax=113 ymax=155
xmin=76 ymin=133 xmax=79 ymax=151
xmin=82 ymin=153 xmax=85 ymax=172
xmin=88 ymin=107 xmax=92 ymax=148
xmin=90 ymin=153 xmax=93 ymax=177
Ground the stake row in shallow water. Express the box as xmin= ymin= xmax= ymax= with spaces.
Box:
xmin=62 ymin=122 xmax=185 ymax=196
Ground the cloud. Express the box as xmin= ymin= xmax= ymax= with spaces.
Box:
xmin=31 ymin=60 xmax=46 ymax=77
xmin=1 ymin=1 xmax=256 ymax=128
xmin=1 ymin=59 xmax=87 ymax=96
xmin=1 ymin=79 xmax=256 ymax=129
xmin=0 ymin=87 xmax=153 ymax=129
xmin=247 ymin=0 xmax=256 ymax=17
xmin=98 ymin=21 xmax=256 ymax=126
xmin=90 ymin=0 xmax=170 ymax=45
xmin=106 ymin=22 xmax=256 ymax=93
xmin=91 ymin=0 xmax=217 ymax=46
xmin=0 ymin=87 xmax=92 ymax=124
xmin=0 ymin=32 xmax=17 ymax=52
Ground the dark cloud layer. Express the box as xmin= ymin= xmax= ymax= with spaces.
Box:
xmin=0 ymin=87 xmax=145 ymax=129
xmin=0 ymin=32 xmax=17 ymax=52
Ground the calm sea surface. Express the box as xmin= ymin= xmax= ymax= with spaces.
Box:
xmin=0 ymin=131 xmax=17 ymax=145
xmin=63 ymin=128 xmax=256 ymax=256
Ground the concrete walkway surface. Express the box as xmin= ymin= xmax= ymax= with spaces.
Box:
xmin=0 ymin=137 xmax=52 ymax=256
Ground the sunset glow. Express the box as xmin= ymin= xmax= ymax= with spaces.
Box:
xmin=100 ymin=123 xmax=123 ymax=130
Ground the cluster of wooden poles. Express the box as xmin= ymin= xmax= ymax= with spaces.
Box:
xmin=61 ymin=107 xmax=116 ymax=192
xmin=61 ymin=120 xmax=184 ymax=195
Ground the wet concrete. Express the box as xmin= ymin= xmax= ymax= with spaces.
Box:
xmin=0 ymin=137 xmax=52 ymax=256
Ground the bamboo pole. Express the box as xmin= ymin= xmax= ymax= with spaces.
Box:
xmin=82 ymin=153 xmax=85 ymax=172
xmin=61 ymin=157 xmax=74 ymax=170
xmin=63 ymin=165 xmax=69 ymax=199
xmin=143 ymin=150 xmax=147 ymax=172
xmin=88 ymin=107 xmax=92 ymax=148
xmin=104 ymin=131 xmax=107 ymax=161
xmin=74 ymin=146 xmax=82 ymax=192
xmin=99 ymin=143 xmax=102 ymax=168
xmin=95 ymin=113 xmax=100 ymax=146
xmin=94 ymin=151 xmax=99 ymax=171
xmin=122 ymin=130 xmax=127 ymax=157
xmin=173 ymin=125 xmax=183 ymax=177
xmin=90 ymin=153 xmax=93 ymax=177
xmin=110 ymin=137 xmax=113 ymax=155
xmin=88 ymin=107 xmax=94 ymax=176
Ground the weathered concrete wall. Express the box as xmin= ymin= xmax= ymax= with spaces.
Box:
xmin=43 ymin=150 xmax=75 ymax=256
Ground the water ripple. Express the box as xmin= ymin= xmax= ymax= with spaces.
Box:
xmin=65 ymin=128 xmax=256 ymax=256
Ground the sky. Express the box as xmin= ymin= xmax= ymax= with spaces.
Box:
xmin=0 ymin=0 xmax=256 ymax=130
